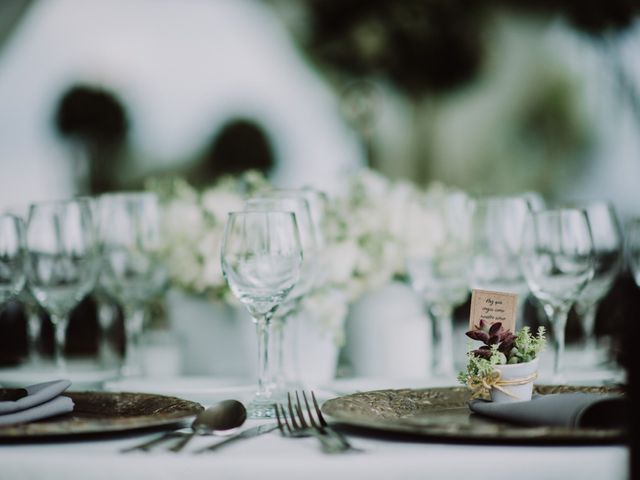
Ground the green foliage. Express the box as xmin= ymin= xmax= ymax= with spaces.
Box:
xmin=507 ymin=326 xmax=546 ymax=365
xmin=456 ymin=344 xmax=505 ymax=385
xmin=458 ymin=326 xmax=546 ymax=386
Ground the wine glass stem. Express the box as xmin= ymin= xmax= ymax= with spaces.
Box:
xmin=97 ymin=297 xmax=118 ymax=366
xmin=255 ymin=315 xmax=272 ymax=400
xmin=546 ymin=305 xmax=569 ymax=379
xmin=427 ymin=303 xmax=454 ymax=376
xmin=580 ymin=303 xmax=598 ymax=350
xmin=122 ymin=304 xmax=145 ymax=376
xmin=272 ymin=317 xmax=288 ymax=390
xmin=26 ymin=309 xmax=43 ymax=366
xmin=50 ymin=313 xmax=68 ymax=371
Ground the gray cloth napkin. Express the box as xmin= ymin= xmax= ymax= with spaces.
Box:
xmin=0 ymin=379 xmax=74 ymax=426
xmin=469 ymin=393 xmax=628 ymax=429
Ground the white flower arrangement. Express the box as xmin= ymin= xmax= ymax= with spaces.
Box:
xmin=322 ymin=169 xmax=470 ymax=301
xmin=148 ymin=168 xmax=469 ymax=343
xmin=147 ymin=172 xmax=267 ymax=301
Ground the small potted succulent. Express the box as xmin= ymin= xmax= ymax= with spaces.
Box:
xmin=457 ymin=321 xmax=546 ymax=403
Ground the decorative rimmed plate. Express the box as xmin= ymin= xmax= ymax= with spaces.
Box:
xmin=322 ymin=385 xmax=626 ymax=444
xmin=0 ymin=391 xmax=203 ymax=439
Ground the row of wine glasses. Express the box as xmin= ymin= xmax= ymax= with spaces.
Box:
xmin=0 ymin=193 xmax=166 ymax=376
xmin=406 ymin=191 xmax=624 ymax=382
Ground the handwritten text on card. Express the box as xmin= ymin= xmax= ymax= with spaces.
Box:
xmin=469 ymin=289 xmax=518 ymax=332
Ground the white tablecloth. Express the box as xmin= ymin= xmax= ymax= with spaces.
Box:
xmin=0 ymin=376 xmax=628 ymax=480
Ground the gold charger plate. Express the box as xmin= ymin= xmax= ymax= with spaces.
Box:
xmin=0 ymin=391 xmax=203 ymax=439
xmin=322 ymin=385 xmax=625 ymax=444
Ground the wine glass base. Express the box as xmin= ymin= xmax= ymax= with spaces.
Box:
xmin=247 ymin=402 xmax=276 ymax=419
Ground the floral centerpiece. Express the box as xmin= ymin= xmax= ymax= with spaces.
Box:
xmin=321 ymin=169 xmax=411 ymax=301
xmin=457 ymin=321 xmax=546 ymax=403
xmin=322 ymin=169 xmax=467 ymax=300
xmin=147 ymin=171 xmax=267 ymax=302
xmin=147 ymin=167 xmax=469 ymax=348
xmin=147 ymin=171 xmax=354 ymax=344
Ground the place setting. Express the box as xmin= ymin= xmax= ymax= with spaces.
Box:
xmin=321 ymin=289 xmax=627 ymax=445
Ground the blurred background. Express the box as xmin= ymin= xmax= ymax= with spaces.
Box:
xmin=0 ymin=0 xmax=639 ymax=377
xmin=0 ymin=0 xmax=639 ymax=207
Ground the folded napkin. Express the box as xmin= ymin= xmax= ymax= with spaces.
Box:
xmin=469 ymin=393 xmax=628 ymax=429
xmin=0 ymin=379 xmax=74 ymax=426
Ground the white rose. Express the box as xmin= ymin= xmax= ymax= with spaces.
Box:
xmin=201 ymin=190 xmax=244 ymax=222
xmin=325 ymin=240 xmax=359 ymax=285
xmin=163 ymin=199 xmax=205 ymax=239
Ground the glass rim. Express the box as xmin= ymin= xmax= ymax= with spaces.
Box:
xmin=28 ymin=197 xmax=93 ymax=211
xmin=472 ymin=193 xmax=532 ymax=202
xmin=98 ymin=191 xmax=157 ymax=200
xmin=227 ymin=210 xmax=297 ymax=217
xmin=245 ymin=195 xmax=309 ymax=204
xmin=528 ymin=207 xmax=588 ymax=218
xmin=0 ymin=213 xmax=25 ymax=223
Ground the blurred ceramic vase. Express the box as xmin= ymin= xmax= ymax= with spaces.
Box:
xmin=344 ymin=282 xmax=430 ymax=379
xmin=168 ymin=289 xmax=344 ymax=386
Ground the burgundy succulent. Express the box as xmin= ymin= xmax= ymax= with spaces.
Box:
xmin=466 ymin=321 xmax=516 ymax=359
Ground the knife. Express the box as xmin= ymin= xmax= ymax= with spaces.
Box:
xmin=194 ymin=423 xmax=278 ymax=454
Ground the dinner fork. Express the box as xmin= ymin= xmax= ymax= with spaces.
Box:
xmin=275 ymin=391 xmax=357 ymax=453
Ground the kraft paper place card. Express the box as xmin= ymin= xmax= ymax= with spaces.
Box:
xmin=469 ymin=289 xmax=518 ymax=332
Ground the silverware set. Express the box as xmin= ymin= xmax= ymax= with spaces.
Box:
xmin=122 ymin=391 xmax=358 ymax=454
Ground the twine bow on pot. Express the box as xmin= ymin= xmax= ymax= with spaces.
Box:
xmin=467 ymin=369 xmax=538 ymax=400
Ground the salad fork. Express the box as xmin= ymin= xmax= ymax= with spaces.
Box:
xmin=274 ymin=391 xmax=358 ymax=453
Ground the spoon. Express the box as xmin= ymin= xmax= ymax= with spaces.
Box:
xmin=121 ymin=399 xmax=247 ymax=453
xmin=168 ymin=399 xmax=247 ymax=452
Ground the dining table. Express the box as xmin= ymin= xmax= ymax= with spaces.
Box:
xmin=0 ymin=374 xmax=629 ymax=480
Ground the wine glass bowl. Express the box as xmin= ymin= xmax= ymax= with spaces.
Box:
xmin=244 ymin=195 xmax=317 ymax=299
xmin=470 ymin=195 xmax=531 ymax=302
xmin=520 ymin=208 xmax=595 ymax=380
xmin=221 ymin=210 xmax=302 ymax=418
xmin=626 ymin=218 xmax=640 ymax=288
xmin=0 ymin=214 xmax=27 ymax=304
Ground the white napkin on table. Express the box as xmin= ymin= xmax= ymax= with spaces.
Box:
xmin=0 ymin=379 xmax=74 ymax=426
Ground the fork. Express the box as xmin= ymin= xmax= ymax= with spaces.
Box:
xmin=274 ymin=391 xmax=358 ymax=453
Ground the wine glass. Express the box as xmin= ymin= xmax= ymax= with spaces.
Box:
xmin=221 ymin=211 xmax=302 ymax=418
xmin=2 ymin=206 xmax=45 ymax=365
xmin=470 ymin=195 xmax=532 ymax=321
xmin=0 ymin=214 xmax=27 ymax=307
xmin=25 ymin=199 xmax=98 ymax=370
xmin=627 ymin=218 xmax=640 ymax=288
xmin=406 ymin=190 xmax=472 ymax=376
xmin=80 ymin=195 xmax=121 ymax=368
xmin=244 ymin=193 xmax=319 ymax=389
xmin=572 ymin=202 xmax=622 ymax=356
xmin=99 ymin=192 xmax=167 ymax=377
xmin=520 ymin=209 xmax=595 ymax=381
